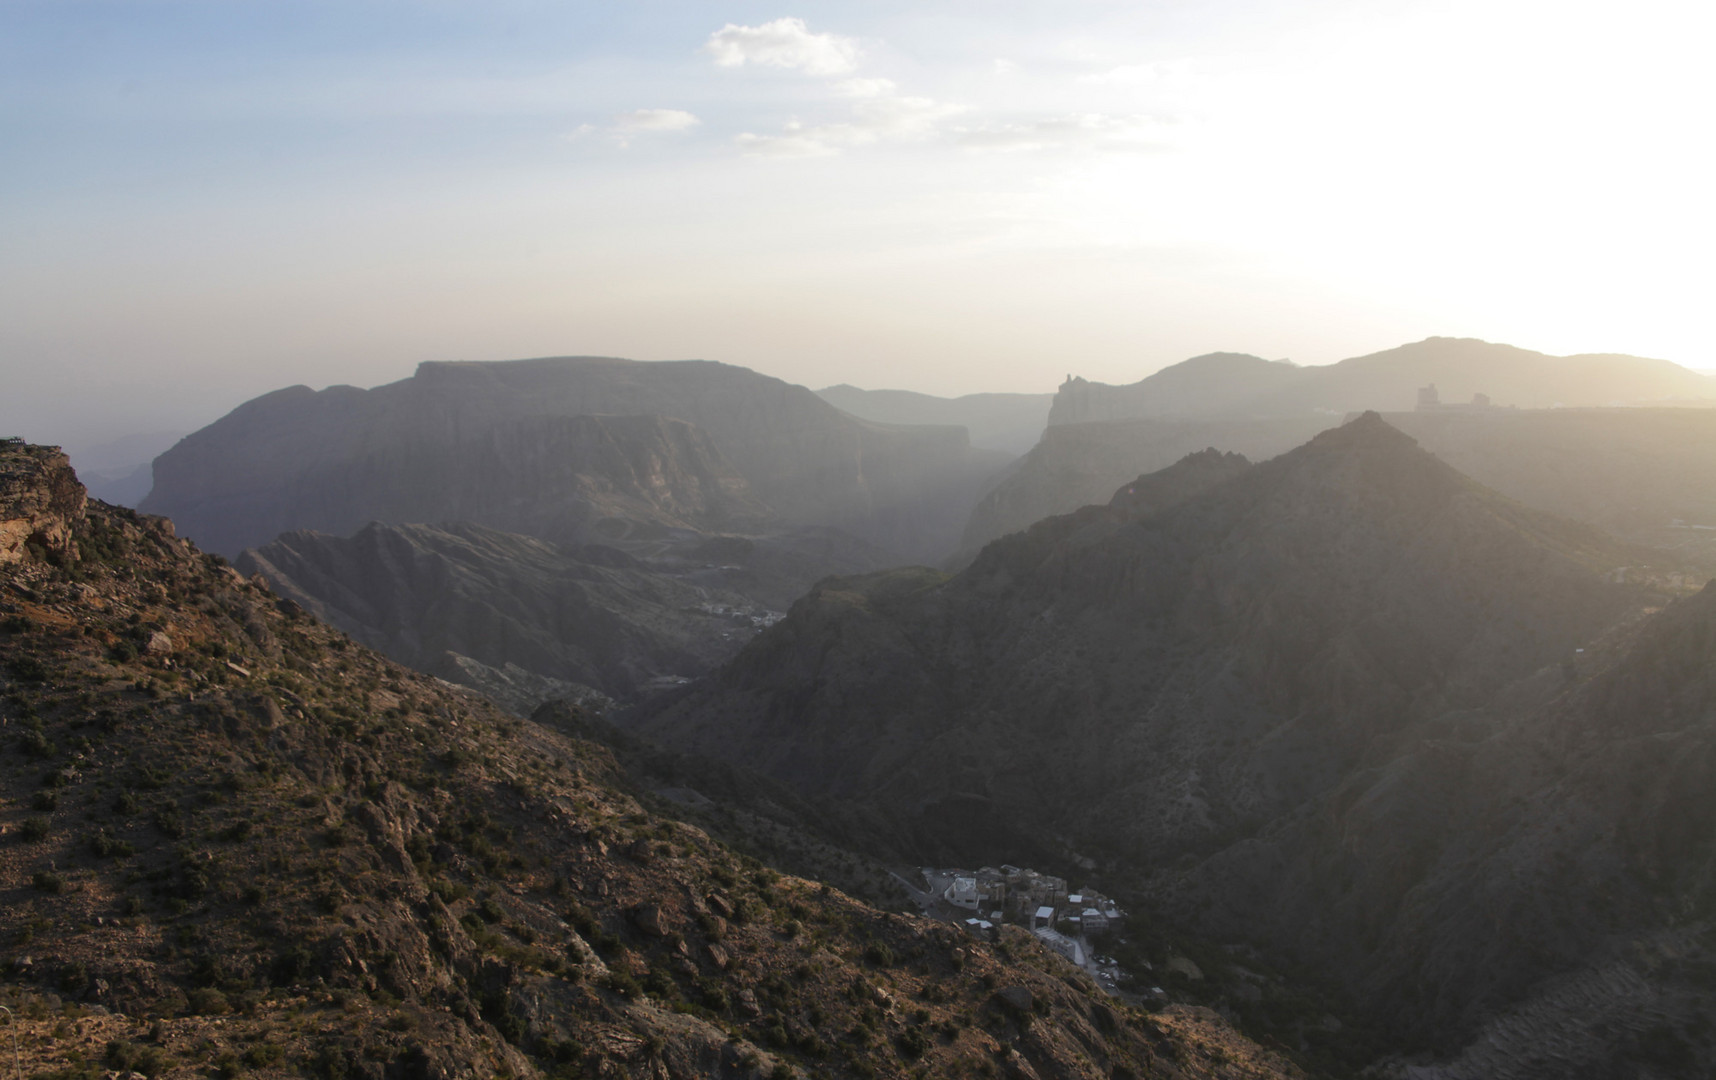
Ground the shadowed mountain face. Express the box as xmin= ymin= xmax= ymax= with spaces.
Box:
xmin=237 ymin=520 xmax=892 ymax=710
xmin=1049 ymin=338 xmax=1715 ymax=426
xmin=641 ymin=415 xmax=1639 ymax=832
xmin=1172 ymin=579 xmax=1716 ymax=1073
xmin=959 ymin=414 xmax=1338 ymax=555
xmin=634 ymin=415 xmax=1716 ymax=1072
xmin=1379 ymin=407 xmax=1716 ymax=564
xmin=143 ymin=357 xmax=1008 ymax=562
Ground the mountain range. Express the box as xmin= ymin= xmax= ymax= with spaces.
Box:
xmin=142 ymin=356 xmax=1008 ymax=564
xmin=0 ymin=439 xmax=1295 ymax=1080
xmin=633 ymin=414 xmax=1716 ymax=1075
xmin=1049 ymin=338 xmax=1715 ymax=425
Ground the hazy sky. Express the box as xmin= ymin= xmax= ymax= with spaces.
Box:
xmin=3 ymin=0 xmax=1713 ymax=450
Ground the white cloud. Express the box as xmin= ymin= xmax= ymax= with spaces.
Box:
xmin=834 ymin=77 xmax=897 ymax=98
xmin=614 ymin=109 xmax=700 ymax=133
xmin=737 ymin=94 xmax=967 ymax=157
xmin=568 ymin=109 xmax=701 ymax=148
xmin=955 ymin=113 xmax=1173 ymax=153
xmin=704 ymin=18 xmax=860 ymax=76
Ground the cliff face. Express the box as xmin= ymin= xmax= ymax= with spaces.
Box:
xmin=145 ymin=407 xmax=770 ymax=556
xmin=144 ymin=357 xmax=1006 ymax=562
xmin=635 ymin=415 xmax=1716 ymax=1073
xmin=0 ymin=439 xmax=1299 ymax=1080
xmin=1048 ymin=338 xmax=1716 ymax=427
xmin=0 ymin=441 xmax=87 ymax=564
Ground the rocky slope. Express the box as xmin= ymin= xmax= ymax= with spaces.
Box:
xmin=235 ymin=521 xmax=887 ymax=710
xmin=143 ymin=357 xmax=1008 ymax=563
xmin=0 ymin=439 xmax=1299 ymax=1080
xmin=1189 ymin=576 xmax=1716 ymax=1077
xmin=635 ymin=414 xmax=1716 ymax=1074
xmin=1049 ymin=338 xmax=1715 ymax=426
xmin=958 ymin=417 xmax=1336 ymax=556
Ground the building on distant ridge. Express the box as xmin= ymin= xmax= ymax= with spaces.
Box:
xmin=1416 ymin=385 xmax=1502 ymax=412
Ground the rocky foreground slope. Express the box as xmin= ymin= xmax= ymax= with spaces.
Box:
xmin=635 ymin=415 xmax=1716 ymax=1076
xmin=0 ymin=439 xmax=1297 ymax=1080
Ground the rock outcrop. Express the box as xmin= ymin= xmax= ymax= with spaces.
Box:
xmin=0 ymin=441 xmax=87 ymax=564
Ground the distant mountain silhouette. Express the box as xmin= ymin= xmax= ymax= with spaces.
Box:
xmin=816 ymin=385 xmax=1053 ymax=455
xmin=1050 ymin=338 xmax=1715 ymax=425
xmin=144 ymin=357 xmax=1008 ymax=561
xmin=1049 ymin=352 xmax=1303 ymax=424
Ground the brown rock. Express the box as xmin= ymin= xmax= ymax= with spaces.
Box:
xmin=0 ymin=444 xmax=85 ymax=566
xmin=632 ymin=904 xmax=670 ymax=937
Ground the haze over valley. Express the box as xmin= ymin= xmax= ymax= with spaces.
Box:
xmin=7 ymin=3 xmax=1716 ymax=1078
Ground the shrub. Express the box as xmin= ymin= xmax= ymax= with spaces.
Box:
xmin=87 ymin=831 xmax=135 ymax=858
xmin=105 ymin=1040 xmax=171 ymax=1077
xmin=31 ymin=870 xmax=65 ymax=894
xmin=602 ymin=970 xmax=643 ymax=1000
xmin=863 ymin=942 xmax=894 ymax=967
xmin=185 ymin=986 xmax=232 ymax=1015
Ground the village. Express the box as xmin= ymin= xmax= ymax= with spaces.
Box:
xmin=903 ymin=864 xmax=1158 ymax=1001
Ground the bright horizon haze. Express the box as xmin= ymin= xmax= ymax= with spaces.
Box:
xmin=3 ymin=0 xmax=1712 ymax=450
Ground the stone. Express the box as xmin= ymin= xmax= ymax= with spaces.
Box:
xmin=632 ymin=904 xmax=670 ymax=937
